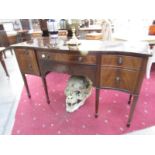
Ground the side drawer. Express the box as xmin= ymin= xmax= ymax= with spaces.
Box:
xmin=15 ymin=48 xmax=40 ymax=75
xmin=37 ymin=51 xmax=96 ymax=65
xmin=100 ymin=67 xmax=140 ymax=92
xmin=101 ymin=55 xmax=143 ymax=70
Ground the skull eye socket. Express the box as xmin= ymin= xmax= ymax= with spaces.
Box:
xmin=77 ymin=99 xmax=81 ymax=103
xmin=68 ymin=103 xmax=72 ymax=106
xmin=76 ymin=91 xmax=80 ymax=95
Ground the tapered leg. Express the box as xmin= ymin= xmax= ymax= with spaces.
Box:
xmin=95 ymin=88 xmax=100 ymax=118
xmin=21 ymin=73 xmax=31 ymax=98
xmin=41 ymin=76 xmax=50 ymax=104
xmin=2 ymin=51 xmax=6 ymax=59
xmin=1 ymin=59 xmax=9 ymax=77
xmin=128 ymin=94 xmax=132 ymax=105
xmin=127 ymin=95 xmax=138 ymax=127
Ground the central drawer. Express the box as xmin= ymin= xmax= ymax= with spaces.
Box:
xmin=37 ymin=51 xmax=96 ymax=65
xmin=100 ymin=67 xmax=140 ymax=92
xmin=101 ymin=55 xmax=143 ymax=70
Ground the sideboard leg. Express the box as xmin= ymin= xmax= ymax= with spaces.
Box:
xmin=128 ymin=94 xmax=132 ymax=105
xmin=127 ymin=95 xmax=138 ymax=127
xmin=22 ymin=73 xmax=31 ymax=98
xmin=95 ymin=88 xmax=100 ymax=118
xmin=41 ymin=76 xmax=50 ymax=104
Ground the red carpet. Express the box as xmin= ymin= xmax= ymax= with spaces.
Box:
xmin=12 ymin=65 xmax=155 ymax=135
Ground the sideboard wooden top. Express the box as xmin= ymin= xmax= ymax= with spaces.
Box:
xmin=11 ymin=37 xmax=151 ymax=56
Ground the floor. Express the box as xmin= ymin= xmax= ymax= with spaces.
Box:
xmin=0 ymin=50 xmax=155 ymax=135
xmin=0 ymin=50 xmax=23 ymax=134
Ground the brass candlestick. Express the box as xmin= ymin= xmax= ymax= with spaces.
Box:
xmin=71 ymin=27 xmax=76 ymax=39
xmin=67 ymin=27 xmax=80 ymax=46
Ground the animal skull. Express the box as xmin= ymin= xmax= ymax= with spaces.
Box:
xmin=65 ymin=76 xmax=92 ymax=112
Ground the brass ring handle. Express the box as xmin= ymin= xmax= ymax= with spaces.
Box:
xmin=78 ymin=56 xmax=83 ymax=62
xmin=117 ymin=56 xmax=123 ymax=65
xmin=41 ymin=54 xmax=50 ymax=59
xmin=41 ymin=54 xmax=46 ymax=58
xmin=115 ymin=76 xmax=120 ymax=83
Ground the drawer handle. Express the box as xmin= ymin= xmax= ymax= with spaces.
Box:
xmin=117 ymin=57 xmax=123 ymax=65
xmin=78 ymin=57 xmax=83 ymax=62
xmin=41 ymin=54 xmax=46 ymax=58
xmin=41 ymin=54 xmax=50 ymax=59
xmin=115 ymin=76 xmax=120 ymax=83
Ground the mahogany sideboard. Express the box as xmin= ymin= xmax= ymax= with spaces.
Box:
xmin=12 ymin=37 xmax=151 ymax=127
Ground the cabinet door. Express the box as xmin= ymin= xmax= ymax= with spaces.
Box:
xmin=100 ymin=67 xmax=140 ymax=93
xmin=15 ymin=48 xmax=40 ymax=75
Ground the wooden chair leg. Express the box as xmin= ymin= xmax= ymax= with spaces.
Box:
xmin=2 ymin=51 xmax=7 ymax=59
xmin=1 ymin=59 xmax=9 ymax=77
xmin=95 ymin=88 xmax=100 ymax=118
xmin=41 ymin=76 xmax=50 ymax=104
xmin=21 ymin=73 xmax=31 ymax=98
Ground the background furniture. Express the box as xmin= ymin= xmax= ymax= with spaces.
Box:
xmin=7 ymin=30 xmax=42 ymax=45
xmin=58 ymin=30 xmax=68 ymax=37
xmin=7 ymin=34 xmax=17 ymax=44
xmin=0 ymin=48 xmax=9 ymax=76
xmin=148 ymin=20 xmax=155 ymax=35
xmin=0 ymin=30 xmax=13 ymax=58
xmin=147 ymin=21 xmax=155 ymax=78
xmin=0 ymin=24 xmax=4 ymax=30
xmin=38 ymin=19 xmax=49 ymax=37
xmin=30 ymin=31 xmax=42 ymax=38
xmin=12 ymin=38 xmax=150 ymax=127
xmin=16 ymin=30 xmax=31 ymax=43
xmin=79 ymin=26 xmax=102 ymax=39
xmin=20 ymin=19 xmax=31 ymax=30
xmin=85 ymin=32 xmax=103 ymax=40
xmin=86 ymin=20 xmax=112 ymax=40
xmin=146 ymin=45 xmax=155 ymax=78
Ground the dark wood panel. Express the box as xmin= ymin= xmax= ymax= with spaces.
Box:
xmin=37 ymin=59 xmax=97 ymax=85
xmin=68 ymin=64 xmax=97 ymax=85
xmin=15 ymin=48 xmax=40 ymax=75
